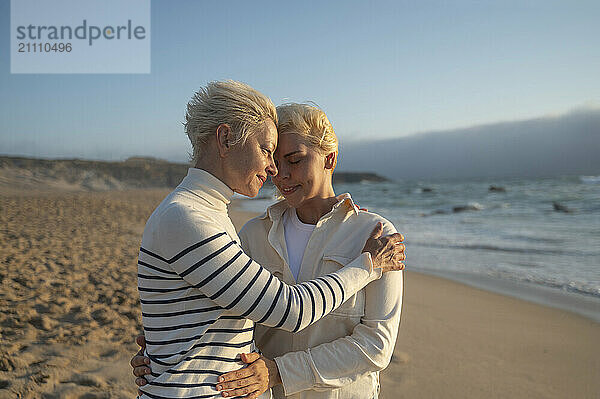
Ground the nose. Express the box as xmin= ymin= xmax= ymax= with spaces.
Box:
xmin=274 ymin=160 xmax=290 ymax=181
xmin=266 ymin=156 xmax=278 ymax=177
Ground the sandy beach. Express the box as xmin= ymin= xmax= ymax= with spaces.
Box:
xmin=1 ymin=189 xmax=598 ymax=398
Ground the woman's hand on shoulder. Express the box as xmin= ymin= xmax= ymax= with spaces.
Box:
xmin=362 ymin=222 xmax=405 ymax=273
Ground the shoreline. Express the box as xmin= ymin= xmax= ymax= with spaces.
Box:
xmin=415 ymin=268 xmax=600 ymax=323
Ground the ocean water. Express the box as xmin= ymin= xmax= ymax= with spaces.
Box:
xmin=238 ymin=175 xmax=600 ymax=320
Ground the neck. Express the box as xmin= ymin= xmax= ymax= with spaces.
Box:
xmin=195 ymin=158 xmax=229 ymax=189
xmin=295 ymin=184 xmax=337 ymax=225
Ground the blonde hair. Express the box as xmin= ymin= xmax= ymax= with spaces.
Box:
xmin=185 ymin=80 xmax=278 ymax=164
xmin=276 ymin=103 xmax=338 ymax=168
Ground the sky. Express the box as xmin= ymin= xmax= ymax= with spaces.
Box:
xmin=1 ymin=0 xmax=599 ymax=162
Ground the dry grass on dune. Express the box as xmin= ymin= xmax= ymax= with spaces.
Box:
xmin=0 ymin=189 xmax=170 ymax=398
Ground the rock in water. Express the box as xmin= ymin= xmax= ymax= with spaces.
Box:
xmin=453 ymin=203 xmax=483 ymax=213
xmin=553 ymin=202 xmax=573 ymax=213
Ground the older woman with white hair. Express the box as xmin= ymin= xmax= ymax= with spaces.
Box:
xmin=134 ymin=81 xmax=405 ymax=399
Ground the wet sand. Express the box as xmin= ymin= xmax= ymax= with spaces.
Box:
xmin=381 ymin=272 xmax=600 ymax=399
xmin=0 ymin=189 xmax=598 ymax=398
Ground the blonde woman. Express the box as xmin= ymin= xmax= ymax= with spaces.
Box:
xmin=134 ymin=83 xmax=405 ymax=399
xmin=240 ymin=103 xmax=404 ymax=399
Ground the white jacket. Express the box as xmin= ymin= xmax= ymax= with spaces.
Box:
xmin=239 ymin=194 xmax=404 ymax=399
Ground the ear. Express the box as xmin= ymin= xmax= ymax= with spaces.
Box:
xmin=324 ymin=151 xmax=337 ymax=171
xmin=215 ymin=124 xmax=232 ymax=158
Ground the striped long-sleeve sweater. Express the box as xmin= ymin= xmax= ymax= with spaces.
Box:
xmin=137 ymin=168 xmax=381 ymax=399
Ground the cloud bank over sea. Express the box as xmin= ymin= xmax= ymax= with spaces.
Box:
xmin=339 ymin=107 xmax=600 ymax=180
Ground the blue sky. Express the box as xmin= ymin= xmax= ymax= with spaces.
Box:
xmin=1 ymin=0 xmax=599 ymax=162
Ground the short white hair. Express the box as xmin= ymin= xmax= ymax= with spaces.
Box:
xmin=185 ymin=80 xmax=278 ymax=164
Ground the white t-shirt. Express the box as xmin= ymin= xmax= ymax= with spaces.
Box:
xmin=283 ymin=208 xmax=316 ymax=281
